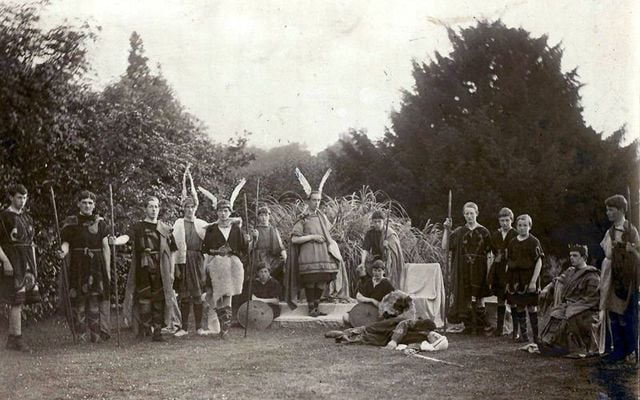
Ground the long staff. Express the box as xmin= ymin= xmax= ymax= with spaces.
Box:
xmin=443 ymin=190 xmax=452 ymax=330
xmin=50 ymin=187 xmax=77 ymax=344
xmin=109 ymin=185 xmax=121 ymax=346
xmin=243 ymin=179 xmax=260 ymax=337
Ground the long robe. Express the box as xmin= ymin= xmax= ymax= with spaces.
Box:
xmin=540 ymin=265 xmax=600 ymax=355
xmin=123 ymin=221 xmax=181 ymax=334
xmin=447 ymin=225 xmax=492 ymax=323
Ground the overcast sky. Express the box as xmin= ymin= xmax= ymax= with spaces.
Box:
xmin=37 ymin=0 xmax=639 ymax=153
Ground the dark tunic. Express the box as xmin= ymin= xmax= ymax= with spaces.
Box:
xmin=201 ymin=223 xmax=248 ymax=258
xmin=61 ymin=214 xmax=110 ymax=302
xmin=174 ymin=220 xmax=205 ymax=299
xmin=358 ymin=277 xmax=394 ymax=302
xmin=253 ymin=277 xmax=283 ymax=317
xmin=488 ymin=228 xmax=518 ymax=297
xmin=130 ymin=221 xmax=177 ymax=303
xmin=0 ymin=209 xmax=40 ymax=305
xmin=506 ymin=235 xmax=544 ymax=306
xmin=363 ymin=229 xmax=384 ymax=261
xmin=253 ymin=277 xmax=283 ymax=300
xmin=448 ymin=225 xmax=492 ymax=322
xmin=256 ymin=224 xmax=284 ymax=268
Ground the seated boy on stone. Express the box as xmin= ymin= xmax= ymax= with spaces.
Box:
xmin=344 ymin=260 xmax=395 ymax=326
xmin=251 ymin=261 xmax=283 ymax=318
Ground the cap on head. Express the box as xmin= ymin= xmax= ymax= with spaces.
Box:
xmin=216 ymin=199 xmax=232 ymax=211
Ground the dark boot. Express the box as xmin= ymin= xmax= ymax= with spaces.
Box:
xmin=313 ymin=300 xmax=327 ymax=317
xmin=138 ymin=312 xmax=152 ymax=338
xmin=494 ymin=305 xmax=506 ymax=337
xmin=88 ymin=296 xmax=101 ymax=343
xmin=151 ymin=301 xmax=165 ymax=342
xmin=193 ymin=302 xmax=204 ymax=331
xmin=180 ymin=300 xmax=191 ymax=332
xmin=152 ymin=327 xmax=164 ymax=342
xmin=511 ymin=307 xmax=520 ymax=341
xmin=469 ymin=302 xmax=478 ymax=335
xmin=517 ymin=311 xmax=529 ymax=343
xmin=218 ymin=308 xmax=230 ymax=340
xmin=529 ymin=311 xmax=539 ymax=344
xmin=305 ymin=288 xmax=317 ymax=316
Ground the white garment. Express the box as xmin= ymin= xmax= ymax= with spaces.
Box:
xmin=172 ymin=217 xmax=208 ymax=264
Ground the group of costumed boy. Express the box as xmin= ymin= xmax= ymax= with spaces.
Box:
xmin=0 ymin=166 xmax=638 ymax=365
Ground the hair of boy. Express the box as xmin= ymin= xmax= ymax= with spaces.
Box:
xmin=371 ymin=210 xmax=385 ymax=220
xmin=371 ymin=259 xmax=385 ymax=271
xmin=497 ymin=207 xmax=514 ymax=220
xmin=568 ymin=244 xmax=588 ymax=258
xmin=182 ymin=196 xmax=197 ymax=208
xmin=604 ymin=194 xmax=628 ymax=213
xmin=516 ymin=214 xmax=533 ymax=227
xmin=256 ymin=261 xmax=270 ymax=272
xmin=77 ymin=190 xmax=96 ymax=202
xmin=8 ymin=184 xmax=27 ymax=197
xmin=257 ymin=206 xmax=270 ymax=215
xmin=463 ymin=202 xmax=479 ymax=214
xmin=144 ymin=196 xmax=160 ymax=207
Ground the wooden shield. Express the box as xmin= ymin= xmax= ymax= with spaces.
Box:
xmin=237 ymin=300 xmax=274 ymax=330
xmin=348 ymin=303 xmax=380 ymax=327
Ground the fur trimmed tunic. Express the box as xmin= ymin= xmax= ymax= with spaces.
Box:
xmin=201 ymin=222 xmax=247 ymax=304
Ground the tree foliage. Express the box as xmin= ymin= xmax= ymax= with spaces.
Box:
xmin=0 ymin=3 xmax=251 ymax=320
xmin=330 ymin=21 xmax=638 ymax=257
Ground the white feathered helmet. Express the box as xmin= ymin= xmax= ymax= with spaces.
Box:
xmin=197 ymin=178 xmax=246 ymax=211
xmin=294 ymin=167 xmax=332 ymax=199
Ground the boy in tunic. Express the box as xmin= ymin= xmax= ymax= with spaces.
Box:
xmin=506 ymin=214 xmax=544 ymax=344
xmin=598 ymin=194 xmax=639 ymax=363
xmin=488 ymin=207 xmax=518 ymax=337
xmin=254 ymin=206 xmax=286 ymax=284
xmin=173 ymin=167 xmax=209 ymax=337
xmin=359 ymin=211 xmax=404 ymax=289
xmin=123 ymin=196 xmax=180 ymax=342
xmin=356 ymin=260 xmax=395 ymax=307
xmin=0 ymin=184 xmax=41 ymax=352
xmin=251 ymin=261 xmax=283 ymax=318
xmin=442 ymin=202 xmax=493 ymax=334
xmin=201 ymin=198 xmax=253 ymax=339
xmin=59 ymin=190 xmax=111 ymax=342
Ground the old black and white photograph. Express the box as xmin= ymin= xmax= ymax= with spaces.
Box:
xmin=0 ymin=0 xmax=638 ymax=399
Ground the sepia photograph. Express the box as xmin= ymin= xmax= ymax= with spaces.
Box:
xmin=0 ymin=0 xmax=638 ymax=399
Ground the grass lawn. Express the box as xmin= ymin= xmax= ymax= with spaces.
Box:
xmin=0 ymin=317 xmax=637 ymax=400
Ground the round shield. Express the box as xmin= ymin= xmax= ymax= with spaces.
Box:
xmin=237 ymin=300 xmax=274 ymax=330
xmin=347 ymin=303 xmax=380 ymax=327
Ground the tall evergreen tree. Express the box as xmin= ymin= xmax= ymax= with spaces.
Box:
xmin=330 ymin=20 xmax=638 ymax=255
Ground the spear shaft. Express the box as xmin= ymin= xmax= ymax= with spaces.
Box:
xmin=49 ymin=187 xmax=77 ymax=344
